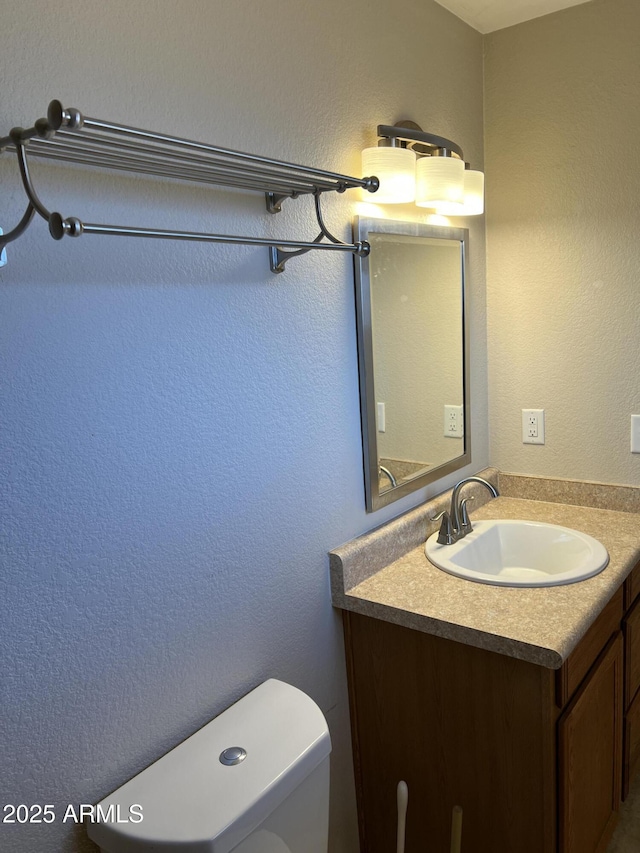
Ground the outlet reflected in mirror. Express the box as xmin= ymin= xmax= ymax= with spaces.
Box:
xmin=353 ymin=217 xmax=470 ymax=511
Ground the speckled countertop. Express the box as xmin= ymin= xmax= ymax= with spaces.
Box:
xmin=330 ymin=470 xmax=640 ymax=669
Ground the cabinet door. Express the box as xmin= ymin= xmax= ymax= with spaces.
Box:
xmin=624 ymin=595 xmax=640 ymax=709
xmin=623 ymin=686 xmax=640 ymax=800
xmin=558 ymin=632 xmax=623 ymax=853
xmin=344 ymin=612 xmax=557 ymax=853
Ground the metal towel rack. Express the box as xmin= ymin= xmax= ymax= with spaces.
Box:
xmin=0 ymin=100 xmax=379 ymax=273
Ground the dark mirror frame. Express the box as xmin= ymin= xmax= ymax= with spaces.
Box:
xmin=353 ymin=216 xmax=471 ymax=512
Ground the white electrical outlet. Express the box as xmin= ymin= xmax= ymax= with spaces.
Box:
xmin=522 ymin=409 xmax=545 ymax=445
xmin=444 ymin=405 xmax=464 ymax=438
xmin=631 ymin=415 xmax=640 ymax=453
xmin=377 ymin=402 xmax=386 ymax=433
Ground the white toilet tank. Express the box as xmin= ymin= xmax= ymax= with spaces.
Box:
xmin=87 ymin=679 xmax=331 ymax=853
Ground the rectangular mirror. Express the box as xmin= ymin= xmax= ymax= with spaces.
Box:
xmin=353 ymin=217 xmax=470 ymax=511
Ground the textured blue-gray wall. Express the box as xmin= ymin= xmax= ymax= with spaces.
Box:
xmin=0 ymin=2 xmax=486 ymax=850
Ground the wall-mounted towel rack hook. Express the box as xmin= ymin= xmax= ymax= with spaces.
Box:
xmin=0 ymin=100 xmax=379 ymax=272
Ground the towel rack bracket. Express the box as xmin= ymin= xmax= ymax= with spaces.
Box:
xmin=266 ymin=192 xmax=294 ymax=214
xmin=269 ymin=238 xmax=370 ymax=274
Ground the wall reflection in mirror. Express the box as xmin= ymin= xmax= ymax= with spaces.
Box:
xmin=353 ymin=217 xmax=470 ymax=511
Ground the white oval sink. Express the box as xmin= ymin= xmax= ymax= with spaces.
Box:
xmin=425 ymin=519 xmax=609 ymax=587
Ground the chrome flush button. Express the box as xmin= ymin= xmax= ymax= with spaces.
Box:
xmin=219 ymin=746 xmax=247 ymax=766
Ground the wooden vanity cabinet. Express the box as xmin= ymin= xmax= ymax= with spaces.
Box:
xmin=557 ymin=633 xmax=622 ymax=853
xmin=343 ymin=579 xmax=632 ymax=853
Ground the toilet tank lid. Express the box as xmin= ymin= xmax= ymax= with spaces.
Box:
xmin=87 ymin=679 xmax=331 ymax=853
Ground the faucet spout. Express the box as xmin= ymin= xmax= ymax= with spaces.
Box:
xmin=379 ymin=465 xmax=398 ymax=489
xmin=449 ymin=476 xmax=499 ymax=541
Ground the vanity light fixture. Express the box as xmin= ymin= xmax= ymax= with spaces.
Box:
xmin=437 ymin=166 xmax=485 ymax=216
xmin=362 ymin=121 xmax=484 ymax=215
xmin=361 ymin=144 xmax=416 ymax=204
xmin=415 ymin=150 xmax=465 ymax=209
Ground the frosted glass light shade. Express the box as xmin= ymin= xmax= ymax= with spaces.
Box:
xmin=415 ymin=155 xmax=464 ymax=208
xmin=361 ymin=147 xmax=416 ymax=203
xmin=436 ymin=169 xmax=485 ymax=216
xmin=462 ymin=168 xmax=484 ymax=215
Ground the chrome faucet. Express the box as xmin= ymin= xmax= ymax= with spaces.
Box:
xmin=379 ymin=465 xmax=398 ymax=488
xmin=433 ymin=476 xmax=499 ymax=545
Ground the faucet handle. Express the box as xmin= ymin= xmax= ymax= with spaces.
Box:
xmin=430 ymin=510 xmax=456 ymax=546
xmin=460 ymin=497 xmax=475 ymax=535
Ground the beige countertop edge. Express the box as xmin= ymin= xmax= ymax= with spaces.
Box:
xmin=337 ymin=593 xmax=564 ymax=668
xmin=332 ymin=496 xmax=640 ymax=669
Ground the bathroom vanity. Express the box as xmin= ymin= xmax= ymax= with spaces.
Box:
xmin=331 ymin=471 xmax=640 ymax=853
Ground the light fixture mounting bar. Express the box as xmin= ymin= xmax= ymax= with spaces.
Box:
xmin=377 ymin=124 xmax=464 ymax=160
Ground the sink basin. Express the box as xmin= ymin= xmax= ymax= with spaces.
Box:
xmin=425 ymin=519 xmax=609 ymax=587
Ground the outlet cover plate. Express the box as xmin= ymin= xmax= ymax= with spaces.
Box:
xmin=522 ymin=409 xmax=545 ymax=445
xmin=631 ymin=415 xmax=640 ymax=453
xmin=444 ymin=404 xmax=464 ymax=438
